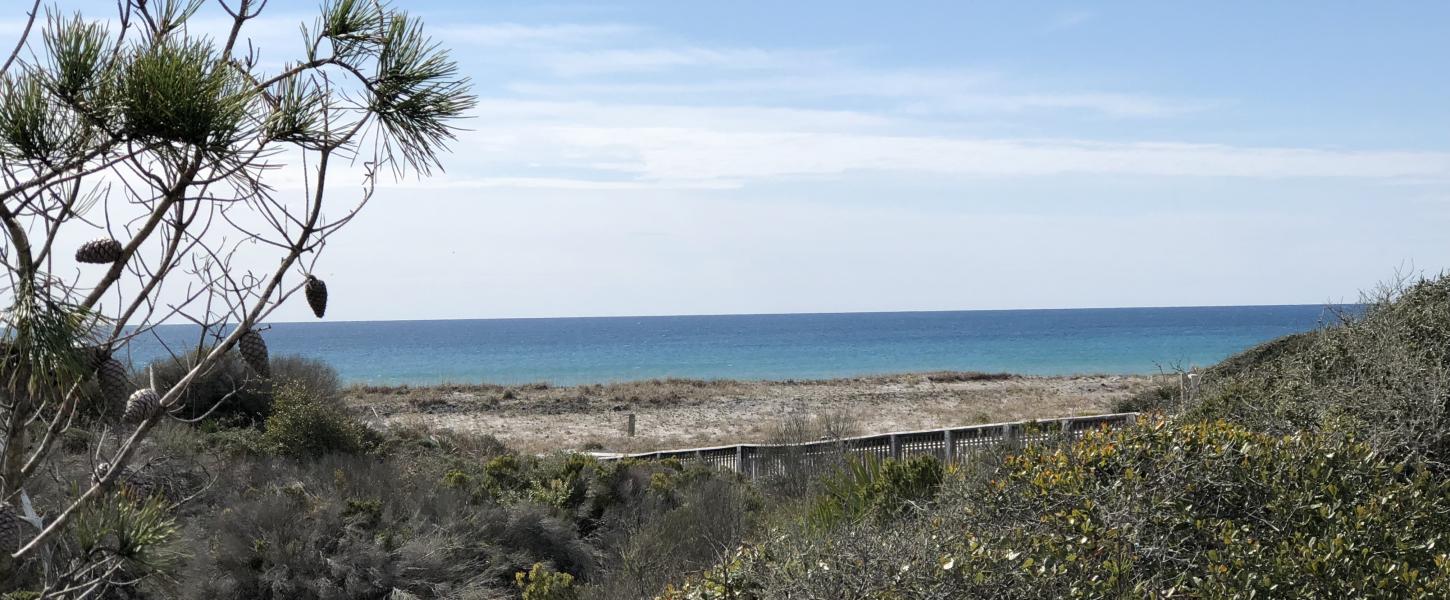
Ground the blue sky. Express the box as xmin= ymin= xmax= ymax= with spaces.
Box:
xmin=9 ymin=2 xmax=1450 ymax=320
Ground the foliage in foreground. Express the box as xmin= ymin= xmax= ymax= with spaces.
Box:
xmin=1184 ymin=275 xmax=1450 ymax=464
xmin=804 ymin=454 xmax=943 ymax=530
xmin=135 ymin=409 xmax=753 ymax=600
xmin=665 ymin=420 xmax=1450 ymax=599
xmin=662 ymin=274 xmax=1450 ymax=599
xmin=1 ymin=0 xmax=474 ymax=590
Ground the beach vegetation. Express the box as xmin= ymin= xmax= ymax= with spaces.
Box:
xmin=657 ymin=272 xmax=1450 ymax=599
xmin=0 ymin=0 xmax=473 ymax=593
xmin=259 ymin=381 xmax=371 ymax=459
xmin=14 ymin=271 xmax=1450 ymax=598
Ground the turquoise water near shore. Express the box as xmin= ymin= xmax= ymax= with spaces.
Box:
xmin=122 ymin=305 xmax=1347 ymax=385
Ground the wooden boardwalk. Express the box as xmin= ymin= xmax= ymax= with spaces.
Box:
xmin=597 ymin=412 xmax=1139 ymax=479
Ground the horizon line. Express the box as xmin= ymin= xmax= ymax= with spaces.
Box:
xmin=258 ymin=301 xmax=1360 ymax=326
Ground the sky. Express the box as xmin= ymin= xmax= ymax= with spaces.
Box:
xmin=8 ymin=1 xmax=1450 ymax=321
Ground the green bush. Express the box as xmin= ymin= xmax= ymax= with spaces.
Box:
xmin=148 ymin=350 xmax=343 ymax=425
xmin=269 ymin=354 xmax=342 ymax=403
xmin=149 ymin=349 xmax=271 ymax=423
xmin=942 ymin=419 xmax=1450 ymax=598
xmin=516 ymin=563 xmax=578 ymax=600
xmin=1187 ymin=275 xmax=1450 ymax=462
xmin=807 ymin=455 xmax=943 ymax=530
xmin=260 ymin=382 xmax=369 ymax=458
xmin=583 ymin=475 xmax=758 ymax=599
xmin=1111 ymin=382 xmax=1177 ymax=413
xmin=668 ymin=420 xmax=1450 ymax=599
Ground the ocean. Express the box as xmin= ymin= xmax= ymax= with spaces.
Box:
xmin=119 ymin=305 xmax=1348 ymax=386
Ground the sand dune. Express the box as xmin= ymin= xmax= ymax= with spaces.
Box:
xmin=347 ymin=372 xmax=1156 ymax=453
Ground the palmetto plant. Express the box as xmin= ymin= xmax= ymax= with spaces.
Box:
xmin=0 ymin=0 xmax=473 ymax=593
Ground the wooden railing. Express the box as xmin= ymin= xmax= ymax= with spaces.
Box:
xmin=599 ymin=412 xmax=1139 ymax=479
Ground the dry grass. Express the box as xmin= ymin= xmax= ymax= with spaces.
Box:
xmin=346 ymin=371 xmax=1155 ymax=453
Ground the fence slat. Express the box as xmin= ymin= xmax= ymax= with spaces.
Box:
xmin=600 ymin=412 xmax=1138 ymax=479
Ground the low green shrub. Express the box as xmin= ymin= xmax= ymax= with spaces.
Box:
xmin=148 ymin=350 xmax=343 ymax=425
xmin=583 ymin=475 xmax=758 ymax=599
xmin=516 ymin=563 xmax=578 ymax=600
xmin=666 ymin=419 xmax=1450 ymax=599
xmin=940 ymin=419 xmax=1450 ymax=598
xmin=174 ymin=454 xmax=595 ymax=599
xmin=260 ymin=382 xmax=369 ymax=458
xmin=1111 ymin=382 xmax=1177 ymax=413
xmin=1186 ymin=275 xmax=1450 ymax=462
xmin=807 ymin=454 xmax=943 ymax=530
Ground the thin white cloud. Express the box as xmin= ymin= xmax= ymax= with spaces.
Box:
xmin=503 ymin=71 xmax=1208 ymax=120
xmin=400 ymin=15 xmax=1211 ymax=122
xmin=903 ymin=92 xmax=1217 ymax=118
xmin=504 ymin=69 xmax=996 ymax=101
xmin=436 ymin=22 xmax=642 ymax=47
xmin=442 ymin=101 xmax=1450 ymax=186
xmin=538 ymin=46 xmax=835 ymax=76
xmin=467 ymin=99 xmax=900 ymax=131
xmin=548 ymin=126 xmax=1450 ymax=181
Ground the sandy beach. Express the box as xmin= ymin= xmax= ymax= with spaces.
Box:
xmin=346 ymin=372 xmax=1156 ymax=453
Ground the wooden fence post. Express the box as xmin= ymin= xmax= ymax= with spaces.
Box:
xmin=626 ymin=413 xmax=636 ymax=437
xmin=596 ymin=413 xmax=1142 ymax=471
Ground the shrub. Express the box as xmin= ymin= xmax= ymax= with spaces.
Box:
xmin=260 ymin=382 xmax=369 ymax=458
xmin=516 ymin=563 xmax=577 ymax=600
xmin=922 ymin=371 xmax=1016 ymax=383
xmin=149 ymin=349 xmax=271 ymax=423
xmin=669 ymin=420 xmax=1450 ymax=599
xmin=806 ymin=455 xmax=943 ymax=530
xmin=1187 ymin=275 xmax=1450 ymax=462
xmin=202 ymin=426 xmax=266 ymax=457
xmin=759 ymin=411 xmax=861 ymax=497
xmin=5 ymin=486 xmax=181 ymax=598
xmin=582 ymin=474 xmax=758 ymax=599
xmin=938 ymin=419 xmax=1450 ymax=598
xmin=174 ymin=454 xmax=594 ymax=599
xmin=374 ymin=421 xmax=509 ymax=463
xmin=1111 ymin=382 xmax=1177 ymax=413
xmin=146 ymin=351 xmax=342 ymax=426
xmin=269 ymin=354 xmax=341 ymax=403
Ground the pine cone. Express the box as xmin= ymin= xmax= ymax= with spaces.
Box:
xmin=79 ymin=345 xmax=109 ymax=370
xmin=75 ymin=238 xmax=124 ymax=264
xmin=305 ymin=276 xmax=328 ymax=318
xmin=0 ymin=504 xmax=20 ymax=552
xmin=94 ymin=462 xmax=161 ymax=501
xmin=96 ymin=357 xmax=130 ymax=408
xmin=238 ymin=329 xmax=269 ymax=376
xmin=123 ymin=388 xmax=161 ymax=422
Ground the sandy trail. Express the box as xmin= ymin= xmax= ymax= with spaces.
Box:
xmin=347 ymin=372 xmax=1157 ymax=454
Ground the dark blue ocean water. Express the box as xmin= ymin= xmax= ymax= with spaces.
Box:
xmin=120 ymin=305 xmax=1347 ymax=385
